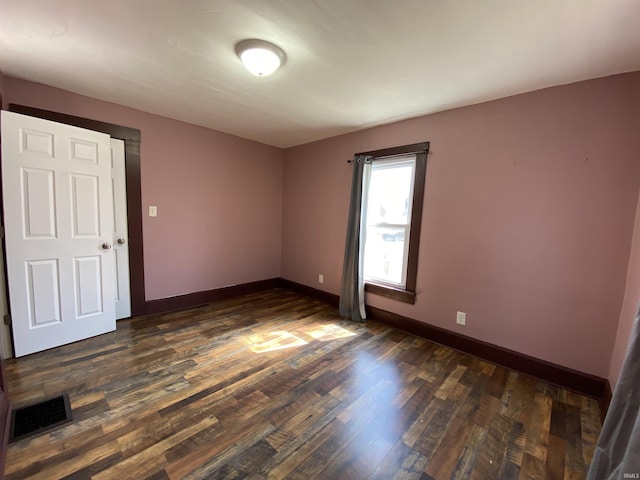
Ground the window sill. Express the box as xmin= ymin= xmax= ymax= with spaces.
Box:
xmin=365 ymin=282 xmax=416 ymax=304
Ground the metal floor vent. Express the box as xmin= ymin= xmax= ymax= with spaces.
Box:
xmin=9 ymin=393 xmax=73 ymax=443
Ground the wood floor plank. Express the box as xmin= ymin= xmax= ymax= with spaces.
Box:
xmin=265 ymin=421 xmax=338 ymax=479
xmin=525 ymin=393 xmax=553 ymax=461
xmin=165 ymin=419 xmax=275 ymax=479
xmin=546 ymin=434 xmax=567 ymax=480
xmin=520 ymin=452 xmax=546 ymax=480
xmin=580 ymin=396 xmax=602 ymax=467
xmin=501 ymin=372 xmax=537 ymax=425
xmin=3 ymin=288 xmax=601 ymax=479
xmin=8 ymin=440 xmax=122 ymax=480
xmin=423 ymin=412 xmax=474 ymax=478
xmin=564 ymin=403 xmax=586 ymax=480
xmin=369 ymin=440 xmax=428 ymax=480
xmin=410 ymin=397 xmax=458 ymax=462
xmin=450 ymin=423 xmax=488 ymax=479
xmin=316 ymin=411 xmax=399 ymax=479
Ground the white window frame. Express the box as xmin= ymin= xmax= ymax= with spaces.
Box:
xmin=363 ymin=155 xmax=416 ymax=289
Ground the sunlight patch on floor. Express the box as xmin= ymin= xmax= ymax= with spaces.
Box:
xmin=245 ymin=323 xmax=357 ymax=353
xmin=303 ymin=323 xmax=357 ymax=341
xmin=246 ymin=331 xmax=308 ymax=353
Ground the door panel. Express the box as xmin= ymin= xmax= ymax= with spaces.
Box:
xmin=70 ymin=138 xmax=99 ymax=164
xmin=26 ymin=260 xmax=62 ymax=326
xmin=74 ymin=255 xmax=104 ymax=317
xmin=22 ymin=168 xmax=57 ymax=238
xmin=71 ymin=174 xmax=100 ymax=237
xmin=20 ymin=128 xmax=54 ymax=157
xmin=1 ymin=111 xmax=116 ymax=357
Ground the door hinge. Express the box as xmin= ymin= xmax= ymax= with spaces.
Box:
xmin=3 ymin=314 xmax=10 ymax=326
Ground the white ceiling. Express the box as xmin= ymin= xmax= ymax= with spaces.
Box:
xmin=1 ymin=1 xmax=639 ymax=148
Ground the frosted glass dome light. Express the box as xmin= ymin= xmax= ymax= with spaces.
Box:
xmin=235 ymin=39 xmax=286 ymax=76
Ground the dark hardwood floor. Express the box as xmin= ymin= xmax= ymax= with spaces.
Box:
xmin=4 ymin=289 xmax=601 ymax=479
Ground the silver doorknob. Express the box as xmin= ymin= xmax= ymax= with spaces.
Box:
xmin=101 ymin=242 xmax=112 ymax=250
xmin=117 ymin=238 xmax=126 ymax=245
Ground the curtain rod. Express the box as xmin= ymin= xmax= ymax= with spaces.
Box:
xmin=347 ymin=141 xmax=430 ymax=164
xmin=347 ymin=149 xmax=429 ymax=164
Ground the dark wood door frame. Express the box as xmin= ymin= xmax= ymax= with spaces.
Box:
xmin=0 ymin=356 xmax=10 ymax=480
xmin=8 ymin=104 xmax=146 ymax=317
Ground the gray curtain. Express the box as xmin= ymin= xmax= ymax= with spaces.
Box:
xmin=339 ymin=155 xmax=370 ymax=322
xmin=587 ymin=315 xmax=640 ymax=479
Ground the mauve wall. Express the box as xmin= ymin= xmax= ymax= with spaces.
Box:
xmin=282 ymin=72 xmax=640 ymax=378
xmin=2 ymin=76 xmax=283 ymax=301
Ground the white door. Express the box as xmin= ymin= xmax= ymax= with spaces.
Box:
xmin=1 ymin=111 xmax=116 ymax=357
xmin=111 ymin=138 xmax=131 ymax=319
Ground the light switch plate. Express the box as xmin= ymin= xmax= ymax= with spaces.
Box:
xmin=149 ymin=206 xmax=157 ymax=217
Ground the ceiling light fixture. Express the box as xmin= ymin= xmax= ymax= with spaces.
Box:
xmin=235 ymin=39 xmax=286 ymax=77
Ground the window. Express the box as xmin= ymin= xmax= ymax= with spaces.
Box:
xmin=360 ymin=142 xmax=428 ymax=304
xmin=363 ymin=157 xmax=415 ymax=286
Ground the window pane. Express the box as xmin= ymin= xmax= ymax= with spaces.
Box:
xmin=363 ymin=226 xmax=407 ymax=285
xmin=363 ymin=157 xmax=415 ymax=288
xmin=366 ymin=161 xmax=414 ymax=225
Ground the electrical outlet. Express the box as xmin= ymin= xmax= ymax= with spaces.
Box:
xmin=318 ymin=274 xmax=324 ymax=284
xmin=456 ymin=311 xmax=466 ymax=326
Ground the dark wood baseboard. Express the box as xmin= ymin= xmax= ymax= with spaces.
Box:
xmin=145 ymin=278 xmax=280 ymax=315
xmin=276 ymin=278 xmax=610 ymax=404
xmin=0 ymin=355 xmax=10 ymax=480
xmin=600 ymin=381 xmax=612 ymax=423
xmin=0 ymin=391 xmax=10 ymax=480
xmin=276 ymin=278 xmax=340 ymax=307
